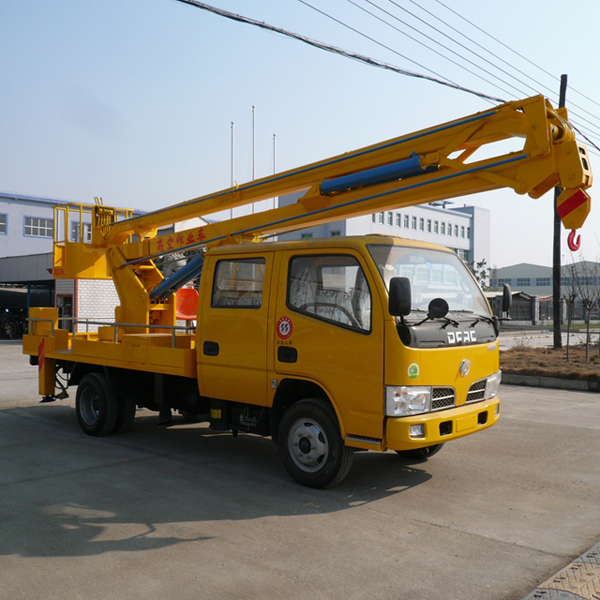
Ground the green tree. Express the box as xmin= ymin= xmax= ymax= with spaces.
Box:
xmin=468 ymin=259 xmax=489 ymax=290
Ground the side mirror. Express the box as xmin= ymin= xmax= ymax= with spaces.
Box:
xmin=502 ymin=283 xmax=512 ymax=315
xmin=389 ymin=277 xmax=411 ymax=317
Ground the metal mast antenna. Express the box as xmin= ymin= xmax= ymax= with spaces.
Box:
xmin=273 ymin=133 xmax=277 ymax=210
xmin=230 ymin=121 xmax=235 ymax=220
xmin=252 ymin=105 xmax=256 ymax=214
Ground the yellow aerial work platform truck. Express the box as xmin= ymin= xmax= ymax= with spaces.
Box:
xmin=23 ymin=96 xmax=592 ymax=487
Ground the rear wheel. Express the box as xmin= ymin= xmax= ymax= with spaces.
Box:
xmin=75 ymin=373 xmax=118 ymax=436
xmin=278 ymin=398 xmax=353 ymax=488
xmin=112 ymin=394 xmax=136 ymax=434
xmin=395 ymin=443 xmax=444 ymax=460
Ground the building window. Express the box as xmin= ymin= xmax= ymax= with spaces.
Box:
xmin=454 ymin=224 xmax=459 ymax=237
xmin=516 ymin=278 xmax=530 ymax=287
xmin=301 ymin=233 xmax=313 ymax=239
xmin=0 ymin=213 xmax=6 ymax=235
xmin=441 ymin=222 xmax=446 ymax=235
xmin=387 ymin=212 xmax=393 ymax=226
xmin=467 ymin=227 xmax=471 ymax=239
xmin=447 ymin=223 xmax=452 ymax=236
xmin=536 ymin=277 xmax=551 ymax=286
xmin=434 ymin=220 xmax=439 ymax=234
xmin=330 ymin=230 xmax=341 ymax=237
xmin=396 ymin=213 xmax=402 ymax=227
xmin=378 ymin=212 xmax=384 ymax=224
xmin=71 ymin=222 xmax=92 ymax=243
xmin=372 ymin=214 xmax=376 ymax=223
xmin=498 ymin=278 xmax=511 ymax=285
xmin=419 ymin=218 xmax=424 ymax=231
xmin=411 ymin=216 xmax=417 ymax=230
xmin=24 ymin=217 xmax=53 ymax=237
xmin=404 ymin=215 xmax=409 ymax=228
xmin=427 ymin=219 xmax=432 ymax=233
xmin=461 ymin=226 xmax=465 ymax=238
xmin=456 ymin=248 xmax=469 ymax=261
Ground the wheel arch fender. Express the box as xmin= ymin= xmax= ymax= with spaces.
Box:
xmin=271 ymin=378 xmax=346 ymax=441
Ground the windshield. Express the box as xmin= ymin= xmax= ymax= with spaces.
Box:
xmin=367 ymin=244 xmax=491 ymax=316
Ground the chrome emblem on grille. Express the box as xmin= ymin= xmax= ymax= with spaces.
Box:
xmin=459 ymin=359 xmax=471 ymax=377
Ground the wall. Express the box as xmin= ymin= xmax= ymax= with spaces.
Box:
xmin=0 ymin=195 xmax=60 ymax=258
xmin=76 ymin=279 xmax=120 ymax=333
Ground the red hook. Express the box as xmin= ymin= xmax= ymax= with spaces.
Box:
xmin=567 ymin=229 xmax=581 ymax=252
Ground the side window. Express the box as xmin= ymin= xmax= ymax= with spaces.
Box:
xmin=288 ymin=255 xmax=371 ymax=333
xmin=212 ymin=258 xmax=266 ymax=308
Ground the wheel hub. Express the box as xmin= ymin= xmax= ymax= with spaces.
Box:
xmin=80 ymin=388 xmax=100 ymax=425
xmin=288 ymin=418 xmax=329 ymax=473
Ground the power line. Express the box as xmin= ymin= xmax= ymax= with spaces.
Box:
xmin=405 ymin=0 xmax=553 ymax=99
xmin=298 ymin=0 xmax=474 ymax=95
xmin=346 ymin=0 xmax=520 ymax=100
xmin=174 ymin=0 xmax=600 ymax=148
xmin=341 ymin=0 xmax=600 ymax=140
xmin=430 ymin=0 xmax=600 ymax=115
xmin=172 ymin=0 xmax=505 ymax=102
xmin=403 ymin=0 xmax=600 ymax=134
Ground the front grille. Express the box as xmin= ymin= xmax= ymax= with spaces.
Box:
xmin=466 ymin=379 xmax=487 ymax=403
xmin=431 ymin=387 xmax=455 ymax=411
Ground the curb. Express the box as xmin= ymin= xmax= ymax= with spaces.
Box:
xmin=502 ymin=373 xmax=600 ymax=393
xmin=522 ymin=541 xmax=600 ymax=599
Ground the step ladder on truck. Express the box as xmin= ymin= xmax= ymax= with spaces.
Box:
xmin=23 ymin=95 xmax=592 ymax=487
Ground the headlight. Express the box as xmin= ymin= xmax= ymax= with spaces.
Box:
xmin=484 ymin=370 xmax=502 ymax=399
xmin=385 ymin=386 xmax=431 ymax=416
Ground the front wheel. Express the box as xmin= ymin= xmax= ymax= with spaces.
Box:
xmin=75 ymin=373 xmax=118 ymax=436
xmin=395 ymin=443 xmax=444 ymax=461
xmin=278 ymin=398 xmax=354 ymax=488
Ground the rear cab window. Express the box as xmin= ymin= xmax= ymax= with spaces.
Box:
xmin=212 ymin=258 xmax=266 ymax=308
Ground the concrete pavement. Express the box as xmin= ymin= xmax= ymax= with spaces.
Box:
xmin=1 ymin=340 xmax=600 ymax=600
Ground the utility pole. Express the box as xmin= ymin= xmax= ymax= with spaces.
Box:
xmin=553 ymin=74 xmax=568 ymax=350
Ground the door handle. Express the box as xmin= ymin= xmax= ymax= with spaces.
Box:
xmin=203 ymin=341 xmax=219 ymax=356
xmin=277 ymin=346 xmax=297 ymax=363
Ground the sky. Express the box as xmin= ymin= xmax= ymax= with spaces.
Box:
xmin=1 ymin=0 xmax=600 ymax=268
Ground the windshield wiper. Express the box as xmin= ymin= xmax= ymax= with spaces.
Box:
xmin=408 ymin=309 xmax=459 ymax=328
xmin=447 ymin=309 xmax=495 ymax=327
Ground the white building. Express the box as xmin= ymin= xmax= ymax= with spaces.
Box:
xmin=276 ymin=192 xmax=490 ymax=266
xmin=0 ymin=192 xmax=132 ymax=332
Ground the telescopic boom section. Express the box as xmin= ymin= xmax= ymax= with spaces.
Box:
xmin=110 ymin=94 xmax=591 ymax=258
xmin=52 ymin=95 xmax=592 ymax=327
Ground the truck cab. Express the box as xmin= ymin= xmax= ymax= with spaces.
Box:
xmin=196 ymin=235 xmax=500 ymax=486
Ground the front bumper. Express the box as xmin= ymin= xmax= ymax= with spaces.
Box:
xmin=385 ymin=397 xmax=500 ymax=451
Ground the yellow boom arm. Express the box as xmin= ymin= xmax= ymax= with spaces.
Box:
xmin=52 ymin=95 xmax=592 ymax=328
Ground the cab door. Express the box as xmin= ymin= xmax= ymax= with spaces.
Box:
xmin=273 ymin=251 xmax=385 ymax=440
xmin=198 ymin=253 xmax=272 ymax=406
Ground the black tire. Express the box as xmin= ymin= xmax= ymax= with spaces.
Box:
xmin=395 ymin=443 xmax=444 ymax=461
xmin=75 ymin=373 xmax=119 ymax=436
xmin=111 ymin=395 xmax=136 ymax=434
xmin=278 ymin=398 xmax=354 ymax=488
